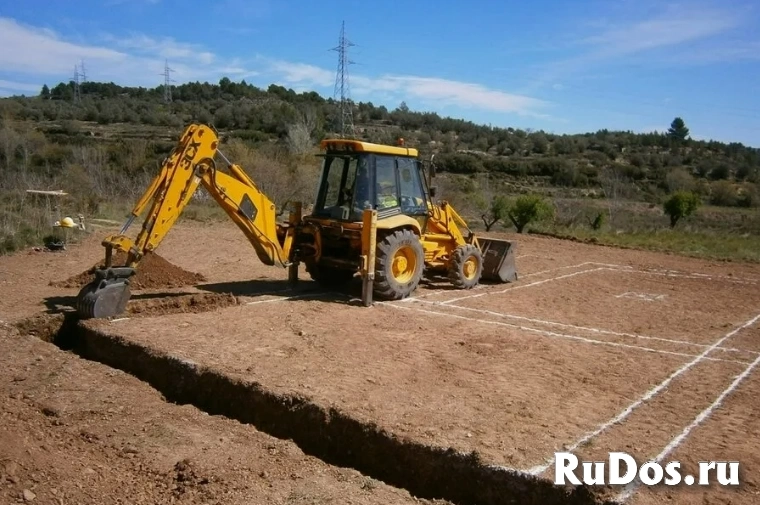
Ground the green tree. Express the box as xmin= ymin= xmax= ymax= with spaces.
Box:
xmin=40 ymin=84 xmax=50 ymax=99
xmin=663 ymin=191 xmax=700 ymax=227
xmin=586 ymin=211 xmax=606 ymax=230
xmin=507 ymin=194 xmax=553 ymax=233
xmin=667 ymin=117 xmax=690 ymax=142
xmin=481 ymin=194 xmax=509 ymax=231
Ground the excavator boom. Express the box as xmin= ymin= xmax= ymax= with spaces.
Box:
xmin=76 ymin=124 xmax=295 ymax=319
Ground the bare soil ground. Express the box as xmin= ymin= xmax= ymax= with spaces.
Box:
xmin=0 ymin=328 xmax=435 ymax=505
xmin=2 ymin=219 xmax=760 ymax=505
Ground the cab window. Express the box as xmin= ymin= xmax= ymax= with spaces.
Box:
xmin=397 ymin=157 xmax=426 ymax=215
xmin=314 ymin=154 xmax=360 ymax=219
xmin=375 ymin=155 xmax=399 ymax=210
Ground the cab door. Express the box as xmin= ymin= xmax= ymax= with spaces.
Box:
xmin=396 ymin=156 xmax=430 ymax=232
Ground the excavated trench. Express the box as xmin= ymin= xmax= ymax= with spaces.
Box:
xmin=17 ymin=309 xmax=619 ymax=505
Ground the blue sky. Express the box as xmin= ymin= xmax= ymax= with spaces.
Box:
xmin=1 ymin=0 xmax=759 ymax=146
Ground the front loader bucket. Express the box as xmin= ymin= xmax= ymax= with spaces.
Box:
xmin=477 ymin=237 xmax=517 ymax=283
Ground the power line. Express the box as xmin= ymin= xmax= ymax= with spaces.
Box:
xmin=331 ymin=20 xmax=356 ymax=138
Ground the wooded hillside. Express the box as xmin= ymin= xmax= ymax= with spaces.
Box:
xmin=1 ymin=78 xmax=758 ymax=259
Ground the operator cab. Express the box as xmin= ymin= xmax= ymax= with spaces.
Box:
xmin=312 ymin=139 xmax=430 ymax=223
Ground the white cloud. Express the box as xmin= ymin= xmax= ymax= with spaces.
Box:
xmin=527 ymin=2 xmax=753 ymax=90
xmin=0 ymin=16 xmax=550 ymax=119
xmin=352 ymin=76 xmax=550 ymax=117
xmin=0 ymin=79 xmax=41 ymax=96
xmin=107 ymin=33 xmax=215 ymax=65
xmin=578 ymin=4 xmax=740 ymax=57
xmin=661 ymin=40 xmax=760 ymax=65
xmin=266 ymin=60 xmax=334 ymax=87
xmin=259 ymin=62 xmax=551 ymax=118
xmin=0 ymin=16 xmax=250 ymax=88
xmin=0 ymin=18 xmax=128 ymax=76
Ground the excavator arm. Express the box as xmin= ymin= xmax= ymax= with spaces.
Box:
xmin=75 ymin=123 xmax=298 ymax=319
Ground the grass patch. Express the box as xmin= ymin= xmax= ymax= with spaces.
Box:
xmin=531 ymin=225 xmax=760 ymax=263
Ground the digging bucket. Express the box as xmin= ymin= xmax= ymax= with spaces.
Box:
xmin=477 ymin=236 xmax=517 ymax=283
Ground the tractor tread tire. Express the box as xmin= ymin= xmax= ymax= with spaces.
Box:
xmin=374 ymin=229 xmax=424 ymax=300
xmin=448 ymin=243 xmax=483 ymax=290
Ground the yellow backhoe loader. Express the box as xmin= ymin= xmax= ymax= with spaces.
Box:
xmin=74 ymin=123 xmax=517 ymax=319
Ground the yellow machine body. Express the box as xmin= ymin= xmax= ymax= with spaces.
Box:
xmin=74 ymin=123 xmax=516 ymax=319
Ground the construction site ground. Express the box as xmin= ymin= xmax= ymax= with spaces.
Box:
xmin=2 ymin=219 xmax=759 ymax=505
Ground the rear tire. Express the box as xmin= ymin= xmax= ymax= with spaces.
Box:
xmin=448 ymin=244 xmax=483 ymax=289
xmin=374 ymin=229 xmax=424 ymax=300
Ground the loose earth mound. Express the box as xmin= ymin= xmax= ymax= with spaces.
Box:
xmin=51 ymin=251 xmax=207 ymax=290
xmin=13 ymin=293 xmax=239 ymax=343
xmin=125 ymin=293 xmax=238 ymax=317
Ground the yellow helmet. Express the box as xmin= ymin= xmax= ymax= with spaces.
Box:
xmin=60 ymin=217 xmax=75 ymax=228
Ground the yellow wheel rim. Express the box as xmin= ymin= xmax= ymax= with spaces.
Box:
xmin=391 ymin=245 xmax=418 ymax=283
xmin=463 ymin=256 xmax=478 ymax=280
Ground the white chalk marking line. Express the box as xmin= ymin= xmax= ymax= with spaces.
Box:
xmin=235 ymin=285 xmax=303 ymax=299
xmin=440 ymin=267 xmax=609 ymax=305
xmin=640 ymin=268 xmax=759 ymax=285
xmin=519 ymin=262 xmax=628 ymax=280
xmin=421 ymin=262 xmax=756 ymax=306
xmin=410 ymin=299 xmax=760 ymax=357
xmin=514 ymin=254 xmax=565 ymax=260
xmin=380 ymin=302 xmax=751 ymax=366
xmin=400 ymin=262 xmax=628 ymax=303
xmin=424 ymin=264 xmax=759 ymax=354
xmin=524 ymin=312 xmax=760 ymax=476
xmin=439 ymin=452 xmax=532 ymax=477
xmin=628 ymin=269 xmax=758 ymax=285
xmin=245 ymin=290 xmax=334 ymax=305
xmin=614 ymin=291 xmax=666 ymax=302
xmin=615 ymin=351 xmax=760 ymax=503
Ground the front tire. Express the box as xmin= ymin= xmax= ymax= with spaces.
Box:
xmin=374 ymin=229 xmax=424 ymax=300
xmin=448 ymin=244 xmax=483 ymax=289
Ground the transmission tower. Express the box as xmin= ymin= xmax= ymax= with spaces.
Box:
xmin=72 ymin=64 xmax=81 ymax=103
xmin=331 ymin=21 xmax=355 ymax=138
xmin=161 ymin=59 xmax=175 ymax=103
xmin=79 ymin=60 xmax=87 ymax=83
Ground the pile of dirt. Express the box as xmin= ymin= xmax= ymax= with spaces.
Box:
xmin=14 ymin=294 xmax=237 ymax=343
xmin=51 ymin=251 xmax=207 ymax=290
xmin=126 ymin=293 xmax=238 ymax=317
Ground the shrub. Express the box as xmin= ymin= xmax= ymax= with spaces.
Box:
xmin=587 ymin=211 xmax=606 ymax=230
xmin=663 ymin=191 xmax=701 ymax=228
xmin=709 ymin=180 xmax=738 ymax=206
xmin=507 ymin=194 xmax=553 ymax=233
